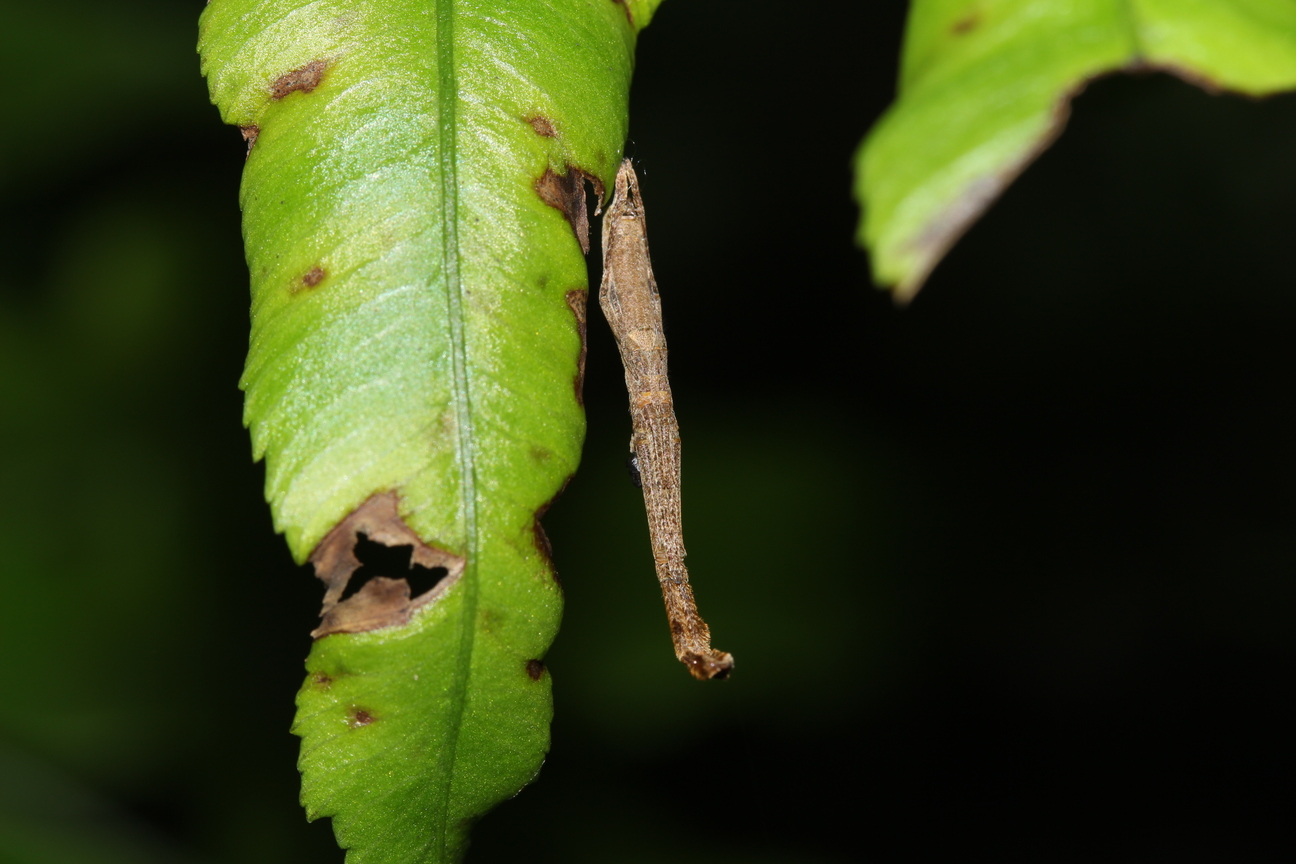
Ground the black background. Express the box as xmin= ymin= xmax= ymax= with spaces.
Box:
xmin=1 ymin=1 xmax=1293 ymax=862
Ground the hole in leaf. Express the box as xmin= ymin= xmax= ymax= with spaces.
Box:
xmin=309 ymin=492 xmax=466 ymax=638
xmin=341 ymin=533 xmax=450 ymax=602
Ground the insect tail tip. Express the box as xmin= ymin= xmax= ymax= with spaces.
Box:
xmin=682 ymin=650 xmax=734 ymax=681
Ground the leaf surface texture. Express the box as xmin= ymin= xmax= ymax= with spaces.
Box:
xmin=199 ymin=1 xmax=647 ymax=860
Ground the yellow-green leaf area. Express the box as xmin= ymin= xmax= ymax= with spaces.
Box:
xmin=294 ymin=585 xmax=555 ymax=863
xmin=856 ymin=0 xmax=1296 ymax=300
xmin=198 ymin=0 xmax=647 ymax=861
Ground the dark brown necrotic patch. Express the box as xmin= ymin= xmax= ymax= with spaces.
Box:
xmin=309 ymin=492 xmax=465 ymax=638
xmin=349 ymin=708 xmax=375 ymax=728
xmin=535 ymin=166 xmax=604 ymax=255
xmin=533 ymin=521 xmax=555 ymax=575
xmin=531 ymin=475 xmax=572 ymax=586
xmin=952 ymin=13 xmax=980 ymax=34
xmin=301 ymin=265 xmax=326 ymax=289
xmin=240 ymin=125 xmax=260 ymax=156
xmin=565 ymin=289 xmax=588 ymax=405
xmin=270 ymin=59 xmax=328 ymax=99
xmin=528 ymin=115 xmax=557 ymax=138
xmin=526 ymin=659 xmax=545 ymax=681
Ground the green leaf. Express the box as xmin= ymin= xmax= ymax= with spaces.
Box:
xmin=856 ymin=0 xmax=1296 ymax=300
xmin=618 ymin=0 xmax=665 ymax=28
xmin=197 ymin=1 xmax=653 ymax=860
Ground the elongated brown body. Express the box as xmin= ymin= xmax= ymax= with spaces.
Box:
xmin=600 ymin=160 xmax=733 ymax=680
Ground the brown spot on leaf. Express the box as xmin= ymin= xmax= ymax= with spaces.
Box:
xmin=952 ymin=13 xmax=980 ymax=34
xmin=611 ymin=0 xmax=634 ymax=25
xmin=240 ymin=125 xmax=259 ymax=157
xmin=533 ymin=520 xmax=555 ymax=571
xmin=299 ymin=265 xmax=326 ymax=290
xmin=565 ymin=289 xmax=588 ymax=404
xmin=526 ymin=659 xmax=545 ymax=681
xmin=309 ymin=492 xmax=465 ymax=638
xmin=531 ymin=474 xmax=572 ymax=583
xmin=349 ymin=708 xmax=375 ymax=728
xmin=536 ymin=166 xmax=603 ymax=255
xmin=270 ymin=59 xmax=328 ymax=99
xmin=528 ymin=115 xmax=557 ymax=138
xmin=311 ymin=672 xmax=332 ymax=688
xmin=479 ymin=607 xmax=504 ymax=635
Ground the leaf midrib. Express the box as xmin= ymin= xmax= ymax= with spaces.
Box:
xmin=433 ymin=0 xmax=479 ymax=856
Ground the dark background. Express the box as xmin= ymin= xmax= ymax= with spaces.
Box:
xmin=2 ymin=1 xmax=1293 ymax=862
